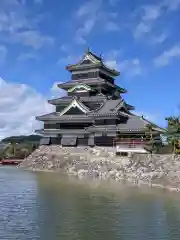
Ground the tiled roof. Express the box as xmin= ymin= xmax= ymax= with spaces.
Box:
xmin=87 ymin=125 xmax=117 ymax=132
xmin=85 ymin=117 xmax=149 ymax=132
xmin=37 ymin=97 xmax=164 ymax=133
xmin=117 ymin=116 xmax=147 ymax=130
xmin=58 ymin=79 xmax=126 ymax=92
xmin=48 ymin=95 xmax=135 ymax=111
xmin=66 ymin=50 xmax=120 ymax=76
xmin=36 ymin=112 xmax=93 ymax=121
xmin=48 ymin=95 xmax=107 ymax=105
xmin=88 ymin=50 xmax=102 ymax=61
xmin=86 ymin=122 xmax=147 ymax=133
xmin=36 ymin=129 xmax=87 ymax=135
xmin=117 ymin=115 xmax=166 ymax=132
xmin=89 ymin=99 xmax=126 ymax=116
xmin=38 ymin=98 xmax=132 ymax=120
xmin=86 ymin=115 xmax=163 ymax=132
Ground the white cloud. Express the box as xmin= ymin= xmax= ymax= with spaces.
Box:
xmin=162 ymin=0 xmax=180 ymax=11
xmin=104 ymin=49 xmax=121 ymax=69
xmin=142 ymin=5 xmax=162 ymax=21
xmin=60 ymin=44 xmax=71 ymax=53
xmin=0 ymin=0 xmax=20 ymax=8
xmin=0 ymin=78 xmax=69 ymax=139
xmin=76 ymin=0 xmax=101 ymax=18
xmin=0 ymin=45 xmax=7 ymax=63
xmin=57 ymin=54 xmax=80 ymax=66
xmin=51 ymin=82 xmax=66 ymax=99
xmin=106 ymin=57 xmax=143 ymax=78
xmin=17 ymin=52 xmax=39 ymax=61
xmin=105 ymin=49 xmax=121 ymax=59
xmin=119 ymin=59 xmax=143 ymax=77
xmin=105 ymin=49 xmax=143 ymax=78
xmin=133 ymin=22 xmax=152 ymax=39
xmin=74 ymin=0 xmax=102 ymax=44
xmin=34 ymin=0 xmax=43 ymax=4
xmin=133 ymin=3 xmax=168 ymax=43
xmin=109 ymin=0 xmax=120 ymax=6
xmin=133 ymin=4 xmax=162 ymax=39
xmin=105 ymin=60 xmax=119 ymax=69
xmin=74 ymin=18 xmax=96 ymax=44
xmin=133 ymin=0 xmax=180 ymax=40
xmin=0 ymin=10 xmax=31 ymax=34
xmin=73 ymin=0 xmax=122 ymax=44
xmin=154 ymin=43 xmax=180 ymax=67
xmin=0 ymin=0 xmax=54 ymax=49
xmin=109 ymin=12 xmax=118 ymax=18
xmin=151 ymin=32 xmax=168 ymax=44
xmin=105 ymin=21 xmax=120 ymax=31
xmin=14 ymin=30 xmax=54 ymax=49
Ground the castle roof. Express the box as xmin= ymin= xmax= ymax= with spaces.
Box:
xmin=37 ymin=98 xmax=133 ymax=122
xmin=48 ymin=95 xmax=134 ymax=110
xmin=48 ymin=95 xmax=107 ymax=105
xmin=66 ymin=50 xmax=120 ymax=76
xmin=58 ymin=78 xmax=126 ymax=92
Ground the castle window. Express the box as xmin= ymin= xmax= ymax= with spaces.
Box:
xmin=72 ymin=71 xmax=98 ymax=80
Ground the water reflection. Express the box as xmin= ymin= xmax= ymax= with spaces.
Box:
xmin=1 ymin=167 xmax=180 ymax=240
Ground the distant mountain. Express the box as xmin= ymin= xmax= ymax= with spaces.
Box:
xmin=1 ymin=135 xmax=42 ymax=144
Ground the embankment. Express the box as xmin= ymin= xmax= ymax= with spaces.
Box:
xmin=18 ymin=145 xmax=180 ymax=191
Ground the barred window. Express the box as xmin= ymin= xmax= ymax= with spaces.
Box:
xmin=72 ymin=71 xmax=98 ymax=80
xmin=44 ymin=123 xmax=56 ymax=129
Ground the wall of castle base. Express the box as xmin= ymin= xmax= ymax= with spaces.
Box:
xmin=39 ymin=135 xmax=148 ymax=155
xmin=18 ymin=145 xmax=180 ymax=192
xmin=40 ymin=135 xmax=115 ymax=147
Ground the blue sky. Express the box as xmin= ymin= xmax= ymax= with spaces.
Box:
xmin=0 ymin=0 xmax=180 ymax=138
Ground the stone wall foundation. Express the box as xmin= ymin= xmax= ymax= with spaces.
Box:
xmin=18 ymin=145 xmax=180 ymax=191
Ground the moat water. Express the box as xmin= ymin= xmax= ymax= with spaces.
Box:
xmin=1 ymin=166 xmax=180 ymax=240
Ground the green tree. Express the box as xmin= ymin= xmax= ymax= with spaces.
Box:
xmin=146 ymin=123 xmax=154 ymax=142
xmin=20 ymin=148 xmax=29 ymax=158
xmin=145 ymin=123 xmax=156 ymax=153
xmin=4 ymin=143 xmax=16 ymax=158
xmin=165 ymin=116 xmax=180 ymax=154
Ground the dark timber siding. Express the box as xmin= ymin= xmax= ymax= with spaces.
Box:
xmin=50 ymin=137 xmax=61 ymax=144
xmin=94 ymin=136 xmax=114 ymax=146
xmin=77 ymin=137 xmax=88 ymax=146
xmin=99 ymin=72 xmax=114 ymax=83
xmin=56 ymin=105 xmax=66 ymax=112
xmin=56 ymin=123 xmax=91 ymax=129
xmin=95 ymin=119 xmax=117 ymax=125
xmin=44 ymin=123 xmax=57 ymax=129
xmin=68 ymin=92 xmax=90 ymax=97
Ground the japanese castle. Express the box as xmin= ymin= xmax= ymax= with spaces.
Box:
xmin=36 ymin=49 xmax=164 ymax=153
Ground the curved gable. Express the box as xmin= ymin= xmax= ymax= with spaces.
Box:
xmin=68 ymin=84 xmax=92 ymax=93
xmin=59 ymin=99 xmax=90 ymax=116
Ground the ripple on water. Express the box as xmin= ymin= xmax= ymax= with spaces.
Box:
xmin=1 ymin=166 xmax=180 ymax=240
